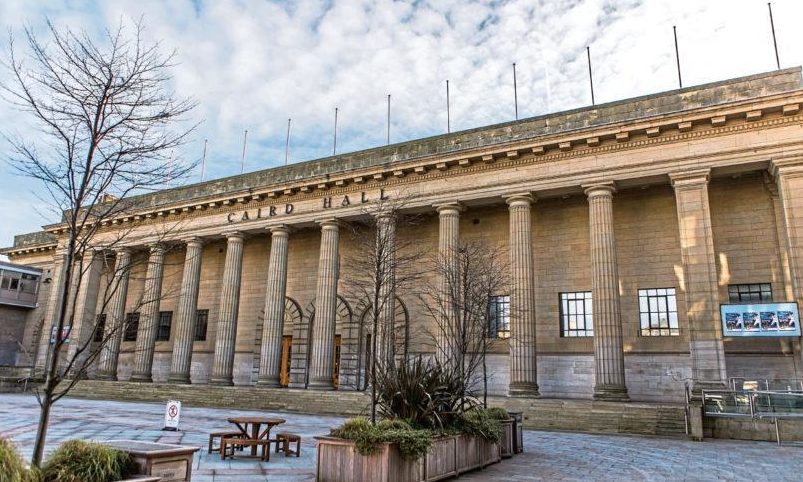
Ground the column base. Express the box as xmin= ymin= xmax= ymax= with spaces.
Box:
xmin=129 ymin=373 xmax=153 ymax=383
xmin=167 ymin=374 xmax=192 ymax=384
xmin=208 ymin=377 xmax=234 ymax=386
xmin=256 ymin=378 xmax=282 ymax=388
xmin=593 ymin=384 xmax=630 ymax=402
xmin=308 ymin=378 xmax=335 ymax=390
xmin=93 ymin=372 xmax=118 ymax=381
xmin=508 ymin=382 xmax=540 ymax=398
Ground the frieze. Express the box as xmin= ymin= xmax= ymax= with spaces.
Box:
xmin=225 ymin=189 xmax=389 ymax=223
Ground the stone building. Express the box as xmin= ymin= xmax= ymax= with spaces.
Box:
xmin=3 ymin=68 xmax=803 ymax=404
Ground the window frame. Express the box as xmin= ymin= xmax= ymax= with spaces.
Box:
xmin=123 ymin=312 xmax=140 ymax=342
xmin=559 ymin=291 xmax=594 ymax=337
xmin=727 ymin=283 xmax=773 ymax=303
xmin=487 ymin=295 xmax=511 ymax=339
xmin=194 ymin=309 xmax=209 ymax=341
xmin=638 ymin=287 xmax=679 ymax=337
xmin=156 ymin=311 xmax=173 ymax=342
xmin=93 ymin=314 xmax=106 ymax=342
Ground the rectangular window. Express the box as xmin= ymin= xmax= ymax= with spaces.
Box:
xmin=638 ymin=288 xmax=679 ymax=336
xmin=19 ymin=273 xmax=39 ymax=294
xmin=560 ymin=291 xmax=594 ymax=337
xmin=93 ymin=314 xmax=106 ymax=342
xmin=488 ymin=295 xmax=511 ymax=339
xmin=194 ymin=309 xmax=209 ymax=341
xmin=123 ymin=312 xmax=140 ymax=342
xmin=728 ymin=283 xmax=772 ymax=303
xmin=156 ymin=311 xmax=173 ymax=342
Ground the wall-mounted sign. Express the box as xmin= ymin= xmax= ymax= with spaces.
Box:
xmin=720 ymin=302 xmax=800 ymax=337
xmin=49 ymin=325 xmax=71 ymax=344
xmin=162 ymin=400 xmax=181 ymax=431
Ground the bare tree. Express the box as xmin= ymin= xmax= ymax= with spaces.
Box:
xmin=1 ymin=18 xmax=197 ymax=466
xmin=340 ymin=195 xmax=426 ymax=423
xmin=422 ymin=240 xmax=508 ymax=407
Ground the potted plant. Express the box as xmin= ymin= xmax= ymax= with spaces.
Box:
xmin=316 ymin=358 xmax=505 ymax=482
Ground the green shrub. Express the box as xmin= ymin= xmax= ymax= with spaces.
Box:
xmin=40 ymin=440 xmax=136 ymax=482
xmin=0 ymin=437 xmax=37 ymax=482
xmin=485 ymin=407 xmax=511 ymax=421
xmin=331 ymin=418 xmax=432 ymax=460
xmin=456 ymin=408 xmax=504 ymax=444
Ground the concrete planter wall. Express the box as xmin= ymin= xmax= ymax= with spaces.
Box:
xmin=103 ymin=440 xmax=199 ymax=482
xmin=316 ymin=434 xmax=501 ymax=482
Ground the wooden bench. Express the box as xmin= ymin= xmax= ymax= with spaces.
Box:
xmin=221 ymin=436 xmax=273 ymax=461
xmin=275 ymin=432 xmax=301 ymax=457
xmin=208 ymin=430 xmax=245 ymax=454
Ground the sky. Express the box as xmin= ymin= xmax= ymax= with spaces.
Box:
xmin=1 ymin=0 xmax=803 ymax=254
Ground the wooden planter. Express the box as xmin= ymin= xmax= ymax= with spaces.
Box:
xmin=316 ymin=434 xmax=500 ymax=482
xmin=103 ymin=440 xmax=199 ymax=482
xmin=499 ymin=418 xmax=514 ymax=458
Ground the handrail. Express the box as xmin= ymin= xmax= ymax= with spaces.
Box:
xmin=702 ymin=389 xmax=803 ymax=444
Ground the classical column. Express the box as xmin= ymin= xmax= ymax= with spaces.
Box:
xmin=584 ymin=183 xmax=629 ymax=401
xmin=376 ymin=212 xmax=396 ymax=363
xmin=130 ymin=244 xmax=166 ymax=382
xmin=66 ymin=249 xmax=104 ymax=370
xmin=770 ymin=159 xmax=803 ymax=371
xmin=506 ymin=194 xmax=540 ymax=397
xmin=670 ymin=170 xmax=727 ymax=390
xmin=168 ymin=238 xmax=204 ymax=384
xmin=258 ymin=225 xmax=290 ymax=387
xmin=308 ymin=219 xmax=340 ymax=390
xmin=95 ymin=248 xmax=132 ymax=380
xmin=436 ymin=202 xmax=462 ymax=367
xmin=765 ymin=175 xmax=796 ymax=355
xmin=35 ymin=249 xmax=68 ymax=373
xmin=210 ymin=232 xmax=246 ymax=385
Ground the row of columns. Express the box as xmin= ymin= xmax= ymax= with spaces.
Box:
xmin=47 ymin=165 xmax=803 ymax=395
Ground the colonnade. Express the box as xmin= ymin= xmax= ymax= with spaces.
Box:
xmin=40 ymin=166 xmax=802 ymax=396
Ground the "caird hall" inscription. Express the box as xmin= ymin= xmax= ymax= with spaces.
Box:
xmin=226 ymin=189 xmax=389 ymax=223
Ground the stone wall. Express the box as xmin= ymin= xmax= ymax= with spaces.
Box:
xmin=0 ymin=306 xmax=27 ymax=365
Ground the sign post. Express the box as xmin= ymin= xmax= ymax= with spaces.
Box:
xmin=162 ymin=400 xmax=181 ymax=431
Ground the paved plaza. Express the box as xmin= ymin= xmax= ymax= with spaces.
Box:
xmin=0 ymin=394 xmax=801 ymax=481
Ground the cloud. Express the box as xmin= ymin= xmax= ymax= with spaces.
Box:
xmin=1 ymin=0 xmax=802 ymax=253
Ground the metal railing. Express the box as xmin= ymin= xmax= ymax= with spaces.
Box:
xmin=728 ymin=377 xmax=803 ymax=393
xmin=702 ymin=389 xmax=803 ymax=444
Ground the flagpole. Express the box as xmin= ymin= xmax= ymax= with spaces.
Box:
xmin=333 ymin=107 xmax=338 ymax=155
xmin=387 ymin=94 xmax=391 ymax=145
xmin=284 ymin=118 xmax=291 ymax=165
xmin=674 ymin=26 xmax=683 ymax=88
xmin=200 ymin=138 xmax=208 ymax=181
xmin=768 ymin=2 xmax=780 ymax=70
xmin=446 ymin=80 xmax=451 ymax=133
xmin=586 ymin=46 xmax=595 ymax=106
xmin=240 ymin=129 xmax=248 ymax=174
xmin=513 ymin=62 xmax=519 ymax=120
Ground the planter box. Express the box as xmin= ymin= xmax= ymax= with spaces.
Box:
xmin=103 ymin=440 xmax=199 ymax=482
xmin=499 ymin=419 xmax=514 ymax=458
xmin=316 ymin=434 xmax=500 ymax=482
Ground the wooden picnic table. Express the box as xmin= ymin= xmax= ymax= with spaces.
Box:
xmin=226 ymin=416 xmax=286 ymax=457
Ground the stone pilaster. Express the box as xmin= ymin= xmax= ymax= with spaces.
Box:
xmin=770 ymin=159 xmax=803 ymax=369
xmin=376 ymin=212 xmax=397 ymax=364
xmin=258 ymin=225 xmax=291 ymax=387
xmin=210 ymin=232 xmax=245 ymax=385
xmin=308 ymin=219 xmax=340 ymax=390
xmin=95 ymin=248 xmax=132 ymax=381
xmin=35 ymin=249 xmax=68 ymax=373
xmin=130 ymin=244 xmax=166 ymax=382
xmin=506 ymin=193 xmax=539 ymax=397
xmin=765 ymin=175 xmax=796 ymax=355
xmin=168 ymin=238 xmax=204 ymax=384
xmin=670 ymin=170 xmax=727 ymax=390
xmin=435 ymin=202 xmax=462 ymax=367
xmin=583 ymin=183 xmax=629 ymax=401
xmin=66 ymin=249 xmax=104 ymax=372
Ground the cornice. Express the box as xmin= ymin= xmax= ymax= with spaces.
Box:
xmin=40 ymin=90 xmax=803 ymax=235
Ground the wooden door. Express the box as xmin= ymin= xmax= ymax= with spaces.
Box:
xmin=333 ymin=334 xmax=342 ymax=388
xmin=279 ymin=335 xmax=292 ymax=387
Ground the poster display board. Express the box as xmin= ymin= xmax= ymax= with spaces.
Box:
xmin=49 ymin=325 xmax=71 ymax=344
xmin=720 ymin=302 xmax=800 ymax=337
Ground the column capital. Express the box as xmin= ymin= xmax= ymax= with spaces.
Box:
xmin=267 ymin=224 xmax=292 ymax=236
xmin=316 ymin=218 xmax=340 ymax=229
xmin=504 ymin=193 xmax=534 ymax=207
xmin=181 ymin=236 xmax=204 ymax=248
xmin=147 ymin=243 xmax=166 ymax=255
xmin=669 ymin=169 xmax=710 ymax=189
xmin=582 ymin=181 xmax=616 ymax=198
xmin=222 ymin=230 xmax=245 ymax=242
xmin=114 ymin=246 xmax=133 ymax=257
xmin=435 ymin=202 xmax=464 ymax=215
xmin=374 ymin=210 xmax=396 ymax=221
xmin=770 ymin=156 xmax=803 ymax=178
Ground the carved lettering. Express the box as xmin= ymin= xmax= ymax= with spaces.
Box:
xmin=361 ymin=192 xmax=368 ymax=203
xmin=241 ymin=211 xmax=250 ymax=221
xmin=341 ymin=195 xmax=351 ymax=207
xmin=380 ymin=188 xmax=389 ymax=200
xmin=323 ymin=197 xmax=332 ymax=209
xmin=285 ymin=203 xmax=294 ymax=214
xmin=227 ymin=212 xmax=236 ymax=223
xmin=269 ymin=206 xmax=277 ymax=216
